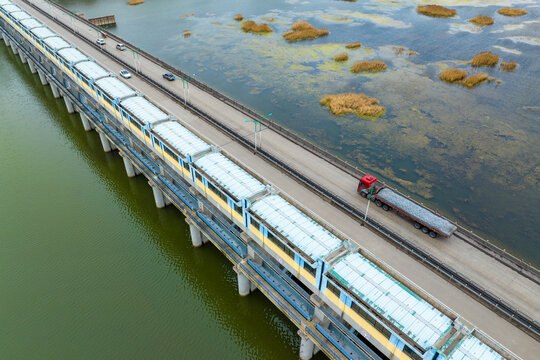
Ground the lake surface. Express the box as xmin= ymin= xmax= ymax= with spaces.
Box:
xmin=0 ymin=43 xmax=318 ymax=359
xmin=58 ymin=0 xmax=539 ymax=264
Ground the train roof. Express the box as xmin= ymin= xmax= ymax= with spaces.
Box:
xmin=329 ymin=252 xmax=453 ymax=350
xmin=42 ymin=36 xmax=71 ymax=51
xmin=95 ymin=77 xmax=136 ymax=100
xmin=377 ymin=188 xmax=457 ymax=237
xmin=195 ymin=152 xmax=266 ymax=200
xmin=120 ymin=96 xmax=168 ymax=125
xmin=152 ymin=121 xmax=210 ymax=158
xmin=448 ymin=334 xmax=504 ymax=360
xmin=57 ymin=47 xmax=88 ymax=64
xmin=250 ymin=194 xmax=342 ymax=261
xmin=30 ymin=26 xmax=56 ymax=39
xmin=11 ymin=10 xmax=31 ymax=21
xmin=74 ymin=60 xmax=109 ymax=80
xmin=19 ymin=18 xmax=43 ymax=30
xmin=1 ymin=4 xmax=19 ymax=12
xmin=0 ymin=0 xmax=12 ymax=6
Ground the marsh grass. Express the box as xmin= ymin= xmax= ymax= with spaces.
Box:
xmin=283 ymin=21 xmax=329 ymax=42
xmin=393 ymin=46 xmax=418 ymax=56
xmin=241 ymin=20 xmax=272 ymax=33
xmin=417 ymin=5 xmax=456 ymax=18
xmin=183 ymin=30 xmax=191 ymax=37
xmin=334 ymin=53 xmax=349 ymax=62
xmin=500 ymin=62 xmax=517 ymax=71
xmin=346 ymin=42 xmax=361 ymax=49
xmin=462 ymin=73 xmax=488 ymax=88
xmin=468 ymin=16 xmax=494 ymax=26
xmin=127 ymin=0 xmax=144 ymax=5
xmin=497 ymin=8 xmax=528 ymax=16
xmin=320 ymin=93 xmax=385 ymax=118
xmin=440 ymin=68 xmax=467 ymax=83
xmin=472 ymin=52 xmax=499 ymax=67
xmin=351 ymin=60 xmax=387 ymax=73
xmin=234 ymin=14 xmax=244 ymax=21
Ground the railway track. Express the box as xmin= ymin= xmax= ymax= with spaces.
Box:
xmin=26 ymin=0 xmax=540 ymax=340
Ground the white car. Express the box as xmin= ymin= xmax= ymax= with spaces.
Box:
xmin=119 ymin=70 xmax=132 ymax=79
xmin=96 ymin=38 xmax=105 ymax=46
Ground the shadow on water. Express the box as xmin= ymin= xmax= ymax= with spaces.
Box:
xmin=0 ymin=42 xmax=329 ymax=359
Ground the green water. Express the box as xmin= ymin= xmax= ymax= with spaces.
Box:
xmin=0 ymin=42 xmax=318 ymax=359
xmin=56 ymin=0 xmax=539 ymax=264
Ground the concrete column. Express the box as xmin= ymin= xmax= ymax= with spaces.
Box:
xmin=151 ymin=185 xmax=166 ymax=209
xmin=10 ymin=40 xmax=18 ymax=54
xmin=80 ymin=113 xmax=92 ymax=131
xmin=237 ymin=271 xmax=251 ymax=296
xmin=299 ymin=332 xmax=315 ymax=360
xmin=1 ymin=33 xmax=8 ymax=45
xmin=122 ymin=156 xmax=136 ymax=178
xmin=63 ymin=96 xmax=75 ymax=113
xmin=98 ymin=131 xmax=112 ymax=152
xmin=28 ymin=60 xmax=37 ymax=74
xmin=186 ymin=219 xmax=203 ymax=247
xmin=38 ymin=70 xmax=48 ymax=85
xmin=18 ymin=49 xmax=27 ymax=63
xmin=51 ymin=83 xmax=61 ymax=99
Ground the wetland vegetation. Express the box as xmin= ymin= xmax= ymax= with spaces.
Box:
xmin=283 ymin=21 xmax=329 ymax=42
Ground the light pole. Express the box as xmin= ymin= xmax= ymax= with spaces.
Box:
xmin=128 ymin=46 xmax=144 ymax=73
xmin=363 ymin=186 xmax=374 ymax=224
xmin=182 ymin=73 xmax=196 ymax=105
xmin=245 ymin=113 xmax=272 ymax=152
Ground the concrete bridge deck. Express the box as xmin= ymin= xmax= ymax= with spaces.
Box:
xmin=8 ymin=1 xmax=540 ymax=358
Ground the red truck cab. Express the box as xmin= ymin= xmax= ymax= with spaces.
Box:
xmin=357 ymin=174 xmax=378 ymax=196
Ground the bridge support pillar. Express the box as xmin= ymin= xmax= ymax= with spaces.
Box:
xmin=98 ymin=131 xmax=112 ymax=152
xmin=150 ymin=183 xmax=166 ymax=208
xmin=186 ymin=218 xmax=203 ymax=247
xmin=51 ymin=83 xmax=61 ymax=99
xmin=63 ymin=96 xmax=75 ymax=113
xmin=298 ymin=331 xmax=315 ymax=360
xmin=28 ymin=60 xmax=37 ymax=74
xmin=1 ymin=33 xmax=8 ymax=44
xmin=18 ymin=49 xmax=27 ymax=64
xmin=10 ymin=39 xmax=18 ymax=54
xmin=80 ymin=113 xmax=92 ymax=131
xmin=38 ymin=70 xmax=48 ymax=85
xmin=234 ymin=266 xmax=252 ymax=296
xmin=122 ymin=155 xmax=136 ymax=178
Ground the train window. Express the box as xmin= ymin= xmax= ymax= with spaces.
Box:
xmin=325 ymin=281 xmax=341 ymax=297
xmin=268 ymin=232 xmax=294 ymax=259
xmin=163 ymin=146 xmax=178 ymax=162
xmin=195 ymin=172 xmax=203 ymax=182
xmin=233 ymin=204 xmax=242 ymax=216
xmin=183 ymin=161 xmax=190 ymax=171
xmin=351 ymin=302 xmax=392 ymax=339
xmin=250 ymin=217 xmax=260 ymax=232
xmin=402 ymin=346 xmax=422 ymax=360
xmin=154 ymin=138 xmax=162 ymax=148
xmin=304 ymin=263 xmax=317 ymax=277
xmin=129 ymin=117 xmax=142 ymax=131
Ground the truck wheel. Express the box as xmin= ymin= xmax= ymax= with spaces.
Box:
xmin=360 ymin=191 xmax=367 ymax=198
xmin=414 ymin=222 xmax=422 ymax=229
xmin=375 ymin=200 xmax=383 ymax=207
xmin=422 ymin=227 xmax=429 ymax=234
xmin=382 ymin=204 xmax=390 ymax=211
xmin=429 ymin=231 xmax=437 ymax=238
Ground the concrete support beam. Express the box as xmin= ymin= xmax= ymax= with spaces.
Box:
xmin=186 ymin=219 xmax=203 ymax=247
xmin=80 ymin=113 xmax=92 ymax=131
xmin=237 ymin=270 xmax=251 ymax=296
xmin=122 ymin=155 xmax=136 ymax=178
xmin=18 ymin=49 xmax=27 ymax=63
xmin=298 ymin=331 xmax=316 ymax=360
xmin=98 ymin=131 xmax=112 ymax=153
xmin=51 ymin=83 xmax=61 ymax=99
xmin=63 ymin=96 xmax=75 ymax=113
xmin=1 ymin=33 xmax=8 ymax=44
xmin=28 ymin=60 xmax=37 ymax=74
xmin=151 ymin=184 xmax=166 ymax=209
xmin=10 ymin=39 xmax=18 ymax=54
xmin=38 ymin=70 xmax=48 ymax=85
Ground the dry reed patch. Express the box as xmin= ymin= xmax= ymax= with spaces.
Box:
xmin=440 ymin=68 xmax=467 ymax=83
xmin=128 ymin=0 xmax=144 ymax=5
xmin=462 ymin=73 xmax=488 ymax=88
xmin=183 ymin=30 xmax=191 ymax=37
xmin=283 ymin=21 xmax=329 ymax=42
xmin=351 ymin=60 xmax=387 ymax=73
xmin=179 ymin=14 xmax=194 ymax=18
xmin=234 ymin=14 xmax=244 ymax=21
xmin=472 ymin=51 xmax=499 ymax=67
xmin=346 ymin=42 xmax=361 ymax=49
xmin=417 ymin=5 xmax=456 ymax=18
xmin=497 ymin=8 xmax=528 ymax=16
xmin=468 ymin=16 xmax=494 ymax=26
xmin=334 ymin=53 xmax=349 ymax=62
xmin=393 ymin=46 xmax=419 ymax=56
xmin=241 ymin=20 xmax=272 ymax=33
xmin=320 ymin=93 xmax=385 ymax=118
xmin=500 ymin=61 xmax=517 ymax=71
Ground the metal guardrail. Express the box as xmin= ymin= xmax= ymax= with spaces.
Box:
xmin=38 ymin=0 xmax=540 ymax=285
xmin=19 ymin=1 xmax=540 ymax=339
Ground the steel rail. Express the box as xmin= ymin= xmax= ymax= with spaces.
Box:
xmin=18 ymin=0 xmax=540 ymax=339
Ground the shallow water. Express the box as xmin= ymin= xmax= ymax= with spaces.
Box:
xmin=0 ymin=43 xmax=317 ymax=359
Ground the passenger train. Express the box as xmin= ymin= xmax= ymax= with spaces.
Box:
xmin=0 ymin=2 xmax=515 ymax=360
